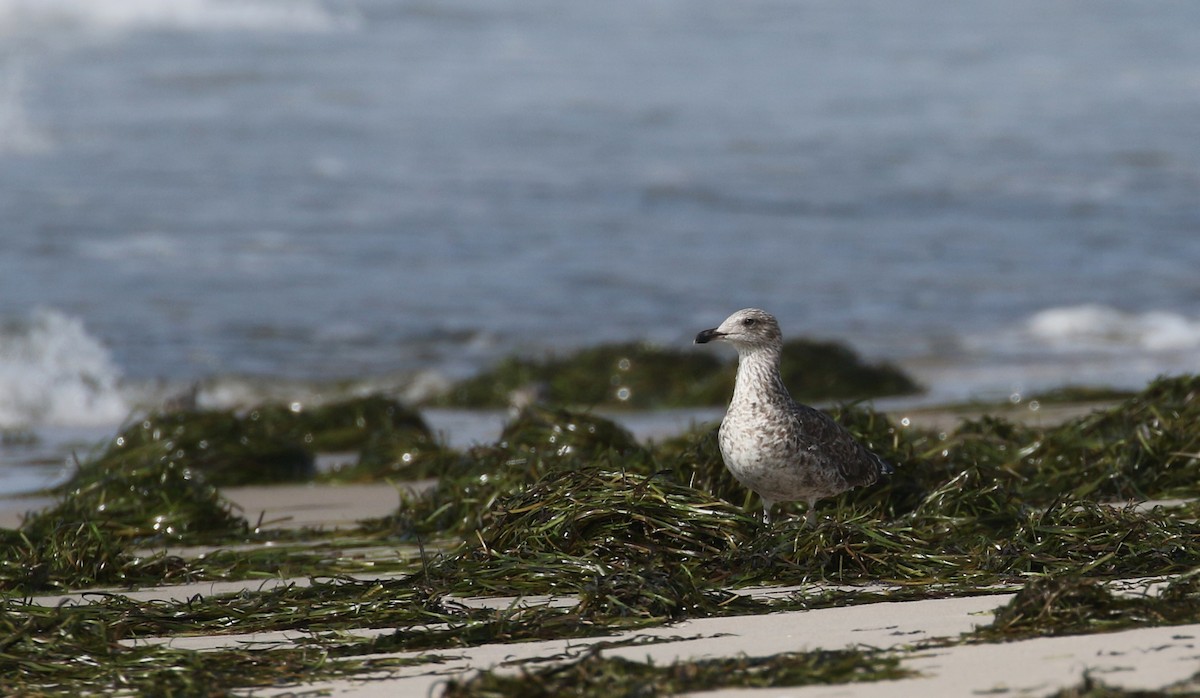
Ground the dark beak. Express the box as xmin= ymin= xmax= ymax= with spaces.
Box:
xmin=694 ymin=328 xmax=723 ymax=344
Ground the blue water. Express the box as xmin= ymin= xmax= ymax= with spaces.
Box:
xmin=2 ymin=0 xmax=1200 ymax=455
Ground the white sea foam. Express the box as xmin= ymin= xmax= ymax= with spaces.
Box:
xmin=1024 ymin=304 xmax=1200 ymax=353
xmin=942 ymin=304 xmax=1200 ymax=401
xmin=0 ymin=309 xmax=129 ymax=428
xmin=0 ymin=0 xmax=355 ymax=35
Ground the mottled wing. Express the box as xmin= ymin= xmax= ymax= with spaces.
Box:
xmin=787 ymin=403 xmax=892 ymax=489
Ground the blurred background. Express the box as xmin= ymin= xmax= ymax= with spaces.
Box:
xmin=1 ymin=0 xmax=1198 ymax=489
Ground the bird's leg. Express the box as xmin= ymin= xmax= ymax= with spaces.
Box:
xmin=761 ymin=498 xmax=774 ymax=526
xmin=804 ymin=498 xmax=817 ymax=527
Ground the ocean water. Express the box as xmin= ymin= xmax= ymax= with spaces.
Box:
xmin=2 ymin=0 xmax=1199 ymax=492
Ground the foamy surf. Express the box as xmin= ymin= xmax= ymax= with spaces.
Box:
xmin=933 ymin=304 xmax=1200 ymax=402
xmin=1025 ymin=304 xmax=1200 ymax=353
xmin=0 ymin=0 xmax=356 ymax=35
xmin=0 ymin=309 xmax=129 ymax=429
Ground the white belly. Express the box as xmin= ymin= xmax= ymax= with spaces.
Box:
xmin=717 ymin=408 xmax=844 ymax=504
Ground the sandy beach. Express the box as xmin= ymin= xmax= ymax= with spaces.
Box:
xmin=181 ymin=481 xmax=1200 ymax=697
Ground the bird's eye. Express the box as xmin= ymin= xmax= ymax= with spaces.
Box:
xmin=743 ymin=318 xmax=756 ymax=327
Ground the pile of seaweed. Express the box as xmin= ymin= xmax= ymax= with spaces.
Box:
xmin=3 ymin=375 xmax=1200 ymax=695
xmin=87 ymin=395 xmax=440 ymax=486
xmin=398 ymin=375 xmax=1200 ymax=597
xmin=0 ymin=395 xmax=438 ymax=592
xmin=978 ymin=573 xmax=1200 ymax=641
xmin=431 ymin=339 xmax=919 ymax=408
xmin=441 ymin=646 xmax=910 ymax=697
xmin=0 ymin=580 xmax=454 ymax=696
xmin=7 ymin=375 xmax=1200 ymax=597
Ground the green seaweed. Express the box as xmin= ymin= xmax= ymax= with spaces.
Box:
xmin=432 ymin=339 xmax=920 ymax=409
xmin=439 ymin=646 xmax=911 ymax=697
xmin=370 ymin=407 xmax=656 ymax=539
xmin=1045 ymin=674 xmax=1200 ymax=697
xmin=387 ymin=384 xmax=1200 ymax=593
xmin=499 ymin=405 xmax=647 ymax=460
xmin=80 ymin=395 xmax=438 ymax=487
xmin=0 ymin=440 xmax=249 ymax=591
xmin=248 ymin=394 xmax=432 ymax=452
xmin=0 ymin=525 xmax=189 ymax=593
xmin=475 ymin=469 xmax=753 ymax=564
xmin=432 ymin=342 xmax=727 ymax=408
xmin=431 ymin=468 xmax=758 ymax=598
xmin=93 ymin=410 xmax=314 ymax=487
xmin=1028 ymin=375 xmax=1200 ymax=501
xmin=855 ymin=376 xmax=1200 ymax=516
xmin=777 ymin=338 xmax=921 ymax=403
xmin=2 ymin=418 xmax=432 ymax=593
xmin=8 ymin=375 xmax=1200 ymax=695
xmin=979 ymin=572 xmax=1200 ymax=641
xmin=0 ymin=594 xmax=446 ymax=697
xmin=37 ymin=442 xmax=247 ymax=542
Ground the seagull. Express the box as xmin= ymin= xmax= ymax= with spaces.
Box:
xmin=695 ymin=308 xmax=893 ymax=525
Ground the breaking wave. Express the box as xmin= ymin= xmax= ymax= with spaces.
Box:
xmin=0 ymin=309 xmax=129 ymax=428
xmin=0 ymin=0 xmax=356 ymax=35
xmin=1023 ymin=304 xmax=1200 ymax=353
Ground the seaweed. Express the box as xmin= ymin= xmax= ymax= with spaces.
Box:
xmin=385 ymin=385 xmax=1200 ymax=592
xmin=259 ymin=395 xmax=445 ymax=481
xmin=441 ymin=468 xmax=759 ymax=597
xmin=0 ymin=524 xmax=190 ymax=593
xmin=1046 ymin=674 xmax=1200 ymax=697
xmin=432 ymin=339 xmax=920 ymax=409
xmin=80 ymin=395 xmax=438 ymax=487
xmin=324 ymin=435 xmax=459 ymax=482
xmin=248 ymin=395 xmax=432 ymax=452
xmin=35 ymin=442 xmax=247 ymax=543
xmin=439 ymin=645 xmax=911 ymax=697
xmin=777 ymin=339 xmax=921 ymax=402
xmin=1026 ymin=375 xmax=1200 ymax=501
xmin=0 ymin=594 xmax=446 ymax=696
xmin=479 ymin=469 xmax=751 ymax=561
xmin=862 ymin=376 xmax=1200 ymax=514
xmin=93 ymin=576 xmax=455 ymax=638
xmin=499 ymin=406 xmax=648 ymax=460
xmin=372 ymin=407 xmax=656 ymax=538
xmin=367 ymin=446 xmax=556 ymax=538
xmin=432 ymin=342 xmax=728 ymax=409
xmin=414 ymin=465 xmax=762 ymax=606
xmin=575 ymin=567 xmax=756 ymax=620
xmin=8 ymin=374 xmax=1200 ymax=695
xmin=91 ymin=410 xmax=315 ymax=487
xmin=985 ymin=576 xmax=1132 ymax=638
xmin=979 ymin=572 xmax=1200 ymax=641
xmin=0 ymin=440 xmax=248 ymax=591
xmin=722 ymin=491 xmax=1200 ymax=588
xmin=0 ymin=516 xmax=421 ymax=594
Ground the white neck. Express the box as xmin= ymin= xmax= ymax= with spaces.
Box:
xmin=731 ymin=345 xmax=788 ymax=404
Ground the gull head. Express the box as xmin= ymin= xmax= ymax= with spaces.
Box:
xmin=694 ymin=308 xmax=783 ymax=352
